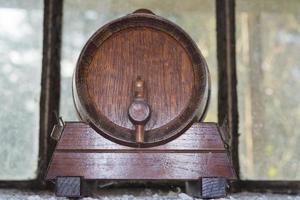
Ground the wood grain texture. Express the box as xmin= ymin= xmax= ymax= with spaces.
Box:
xmin=46 ymin=122 xmax=236 ymax=180
xmin=46 ymin=152 xmax=235 ymax=180
xmin=55 ymin=122 xmax=225 ymax=151
xmin=89 ymin=27 xmax=193 ymax=130
xmin=73 ymin=12 xmax=210 ymax=147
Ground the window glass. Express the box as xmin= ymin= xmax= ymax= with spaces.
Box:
xmin=61 ymin=0 xmax=217 ymax=122
xmin=0 ymin=0 xmax=43 ymax=180
xmin=237 ymin=0 xmax=300 ymax=180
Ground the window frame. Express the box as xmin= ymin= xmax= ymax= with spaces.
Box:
xmin=0 ymin=0 xmax=299 ymax=193
xmin=216 ymin=0 xmax=300 ymax=194
xmin=0 ymin=0 xmax=63 ymax=189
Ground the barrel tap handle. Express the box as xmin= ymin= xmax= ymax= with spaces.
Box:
xmin=128 ymin=76 xmax=151 ymax=145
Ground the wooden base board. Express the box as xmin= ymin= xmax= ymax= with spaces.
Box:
xmin=46 ymin=122 xmax=236 ymax=198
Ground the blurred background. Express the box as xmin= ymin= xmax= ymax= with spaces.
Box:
xmin=0 ymin=0 xmax=299 ymax=184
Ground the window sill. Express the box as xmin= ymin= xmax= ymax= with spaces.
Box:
xmin=0 ymin=189 xmax=299 ymax=200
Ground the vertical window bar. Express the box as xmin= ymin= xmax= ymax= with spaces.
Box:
xmin=216 ymin=0 xmax=239 ymax=179
xmin=38 ymin=0 xmax=63 ymax=186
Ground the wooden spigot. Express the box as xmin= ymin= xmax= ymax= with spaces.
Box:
xmin=128 ymin=77 xmax=150 ymax=144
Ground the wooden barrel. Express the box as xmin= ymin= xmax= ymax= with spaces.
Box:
xmin=73 ymin=10 xmax=210 ymax=147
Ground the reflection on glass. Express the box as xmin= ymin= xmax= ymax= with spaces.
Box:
xmin=237 ymin=0 xmax=300 ymax=180
xmin=0 ymin=1 xmax=42 ymax=180
xmin=61 ymin=0 xmax=217 ymax=122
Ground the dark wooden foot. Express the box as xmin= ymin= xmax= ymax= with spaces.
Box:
xmin=201 ymin=177 xmax=228 ymax=199
xmin=185 ymin=178 xmax=228 ymax=199
xmin=55 ymin=177 xmax=83 ymax=197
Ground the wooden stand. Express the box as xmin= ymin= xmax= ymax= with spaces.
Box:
xmin=46 ymin=122 xmax=236 ymax=198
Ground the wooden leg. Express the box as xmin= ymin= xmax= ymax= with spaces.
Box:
xmin=201 ymin=177 xmax=228 ymax=199
xmin=55 ymin=177 xmax=83 ymax=197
